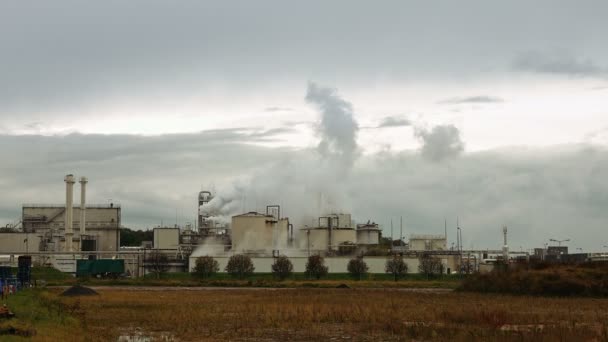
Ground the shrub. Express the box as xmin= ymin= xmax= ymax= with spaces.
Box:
xmin=193 ymin=256 xmax=219 ymax=279
xmin=305 ymin=255 xmax=328 ymax=279
xmin=271 ymin=256 xmax=293 ymax=280
xmin=385 ymin=255 xmax=408 ymax=281
xmin=347 ymin=257 xmax=368 ymax=280
xmin=225 ymin=254 xmax=255 ymax=279
xmin=418 ymin=253 xmax=444 ymax=279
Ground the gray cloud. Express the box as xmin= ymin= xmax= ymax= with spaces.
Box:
xmin=438 ymin=96 xmax=504 ymax=105
xmin=415 ymin=125 xmax=465 ymax=162
xmin=378 ymin=116 xmax=412 ymax=128
xmin=513 ymin=51 xmax=607 ymax=78
xmin=1 ymin=1 xmax=608 ymax=125
xmin=264 ymin=107 xmax=294 ymax=112
xmin=1 ymin=132 xmax=606 ymax=250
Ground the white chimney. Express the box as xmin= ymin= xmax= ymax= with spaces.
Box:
xmin=79 ymin=177 xmax=88 ymax=247
xmin=64 ymin=174 xmax=75 ymax=252
xmin=502 ymin=225 xmax=509 ymax=261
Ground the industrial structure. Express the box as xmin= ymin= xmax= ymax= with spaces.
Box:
xmin=2 ymin=175 xmax=120 ymax=254
xmin=4 ymin=176 xmax=602 ymax=277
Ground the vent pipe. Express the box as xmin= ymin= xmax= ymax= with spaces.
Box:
xmin=64 ymin=174 xmax=75 ymax=252
xmin=79 ymin=177 xmax=88 ymax=245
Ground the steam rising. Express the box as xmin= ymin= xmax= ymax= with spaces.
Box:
xmin=306 ymin=82 xmax=360 ymax=171
xmin=415 ymin=124 xmax=465 ymax=162
xmin=200 ymin=83 xmax=360 ymax=227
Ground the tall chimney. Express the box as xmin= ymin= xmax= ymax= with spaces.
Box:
xmin=502 ymin=225 xmax=509 ymax=261
xmin=79 ymin=177 xmax=88 ymax=249
xmin=64 ymin=174 xmax=75 ymax=252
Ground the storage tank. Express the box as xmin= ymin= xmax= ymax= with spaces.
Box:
xmin=231 ymin=212 xmax=277 ymax=254
xmin=356 ymin=222 xmax=381 ymax=245
xmin=299 ymin=227 xmax=357 ymax=252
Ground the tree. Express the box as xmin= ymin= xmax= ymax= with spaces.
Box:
xmin=120 ymin=228 xmax=154 ymax=247
xmin=271 ymin=256 xmax=293 ymax=280
xmin=305 ymin=255 xmax=328 ymax=279
xmin=418 ymin=253 xmax=444 ymax=279
xmin=347 ymin=257 xmax=368 ymax=280
xmin=146 ymin=250 xmax=169 ymax=279
xmin=225 ymin=254 xmax=255 ymax=279
xmin=193 ymin=256 xmax=219 ymax=279
xmin=385 ymin=255 xmax=408 ymax=281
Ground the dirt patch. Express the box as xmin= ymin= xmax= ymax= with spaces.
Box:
xmin=60 ymin=285 xmax=99 ymax=297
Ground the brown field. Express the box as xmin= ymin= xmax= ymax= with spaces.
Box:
xmin=47 ymin=288 xmax=608 ymax=341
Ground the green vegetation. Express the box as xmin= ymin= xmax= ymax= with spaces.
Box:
xmin=305 ymin=255 xmax=328 ymax=279
xmin=1 ymin=289 xmax=83 ymax=341
xmin=119 ymin=228 xmax=153 ymax=247
xmin=225 ymin=254 xmax=255 ymax=279
xmin=459 ymin=262 xmax=608 ymax=297
xmin=271 ymin=255 xmax=293 ymax=280
xmin=193 ymin=256 xmax=220 ymax=279
xmin=385 ymin=255 xmax=409 ymax=281
xmin=346 ymin=257 xmax=368 ymax=280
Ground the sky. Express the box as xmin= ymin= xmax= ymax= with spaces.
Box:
xmin=1 ymin=1 xmax=607 ymax=251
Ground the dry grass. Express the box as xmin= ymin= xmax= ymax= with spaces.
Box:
xmin=51 ymin=288 xmax=608 ymax=341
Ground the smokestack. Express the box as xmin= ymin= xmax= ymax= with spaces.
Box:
xmin=502 ymin=226 xmax=509 ymax=261
xmin=79 ymin=177 xmax=88 ymax=247
xmin=64 ymin=174 xmax=75 ymax=252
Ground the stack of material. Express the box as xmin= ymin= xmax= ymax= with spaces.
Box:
xmin=59 ymin=285 xmax=99 ymax=297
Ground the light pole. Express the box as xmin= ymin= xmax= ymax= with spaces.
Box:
xmin=549 ymin=238 xmax=570 ymax=246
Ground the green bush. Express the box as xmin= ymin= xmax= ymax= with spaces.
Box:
xmin=347 ymin=257 xmax=368 ymax=280
xmin=305 ymin=255 xmax=328 ymax=280
xmin=193 ymin=256 xmax=219 ymax=279
xmin=385 ymin=255 xmax=408 ymax=281
xmin=225 ymin=254 xmax=255 ymax=279
xmin=271 ymin=256 xmax=293 ymax=280
xmin=459 ymin=265 xmax=608 ymax=297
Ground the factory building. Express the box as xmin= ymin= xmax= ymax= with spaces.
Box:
xmin=153 ymin=227 xmax=180 ymax=250
xmin=408 ymin=234 xmax=447 ymax=251
xmin=299 ymin=214 xmax=357 ymax=254
xmin=0 ymin=175 xmax=120 ymax=254
xmin=231 ymin=211 xmax=290 ymax=255
xmin=22 ymin=204 xmax=120 ymax=252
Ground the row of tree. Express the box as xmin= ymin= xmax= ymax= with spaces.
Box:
xmin=193 ymin=253 xmax=445 ymax=280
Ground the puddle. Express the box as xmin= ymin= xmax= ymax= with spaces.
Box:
xmin=117 ymin=328 xmax=176 ymax=342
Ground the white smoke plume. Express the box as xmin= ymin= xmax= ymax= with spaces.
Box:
xmin=415 ymin=124 xmax=465 ymax=162
xmin=202 ymin=83 xmax=360 ymax=229
xmin=306 ymin=82 xmax=360 ymax=172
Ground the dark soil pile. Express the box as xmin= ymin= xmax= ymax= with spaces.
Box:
xmin=60 ymin=285 xmax=99 ymax=297
xmin=336 ymin=283 xmax=351 ymax=289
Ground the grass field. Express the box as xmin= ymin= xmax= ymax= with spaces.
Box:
xmin=18 ymin=288 xmax=601 ymax=341
xmin=31 ymin=266 xmax=461 ymax=288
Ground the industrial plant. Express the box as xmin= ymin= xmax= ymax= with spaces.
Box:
xmin=0 ymin=174 xmax=604 ymax=278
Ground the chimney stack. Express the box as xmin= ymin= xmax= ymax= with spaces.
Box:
xmin=64 ymin=174 xmax=75 ymax=252
xmin=79 ymin=177 xmax=88 ymax=249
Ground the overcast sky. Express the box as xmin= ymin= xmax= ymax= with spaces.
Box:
xmin=1 ymin=1 xmax=607 ymax=251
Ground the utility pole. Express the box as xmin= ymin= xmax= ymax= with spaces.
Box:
xmin=400 ymin=216 xmax=403 ymax=247
xmin=390 ymin=218 xmax=393 ymax=250
xmin=549 ymin=238 xmax=570 ymax=246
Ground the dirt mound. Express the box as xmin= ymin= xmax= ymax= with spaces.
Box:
xmin=60 ymin=285 xmax=99 ymax=297
xmin=336 ymin=283 xmax=351 ymax=289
